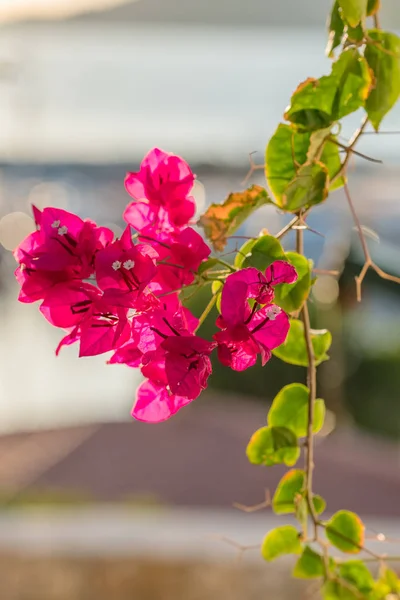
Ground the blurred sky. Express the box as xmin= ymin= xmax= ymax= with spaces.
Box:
xmin=0 ymin=0 xmax=399 ymax=434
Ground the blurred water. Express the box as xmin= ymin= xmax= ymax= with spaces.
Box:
xmin=0 ymin=23 xmax=399 ymax=165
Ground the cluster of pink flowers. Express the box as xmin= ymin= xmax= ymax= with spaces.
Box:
xmin=14 ymin=149 xmax=297 ymax=422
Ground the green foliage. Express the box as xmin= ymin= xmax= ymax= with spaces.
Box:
xmin=197 ymin=257 xmax=220 ymax=275
xmin=198 ymin=185 xmax=270 ymax=251
xmin=261 ymin=525 xmax=302 ymax=561
xmin=284 ymin=49 xmax=372 ymax=131
xmin=274 ymin=255 xmax=307 ymax=308
xmin=246 ymin=425 xmax=300 ymax=467
xmin=211 ymin=280 xmax=222 ymax=312
xmin=273 ymin=319 xmax=332 ymax=366
xmin=272 ymin=469 xmax=305 ymax=514
xmin=235 ymin=234 xmax=286 ymax=270
xmin=326 ymin=510 xmax=365 ymax=553
xmin=322 ymin=580 xmax=359 ymax=600
xmin=337 ymin=0 xmax=367 ymax=27
xmin=365 ymin=30 xmax=400 ymax=130
xmin=274 ymin=252 xmax=312 ymax=312
xmin=366 ymin=0 xmax=380 ymax=16
xmin=339 ymin=561 xmax=375 ymax=594
xmin=268 ymin=383 xmax=325 ymax=437
xmin=265 ymin=124 xmax=345 ymax=208
xmin=293 ymin=546 xmax=328 ymax=578
xmin=372 ymin=566 xmax=400 ymax=598
xmin=327 ymin=1 xmax=345 ymax=57
xmin=313 ymin=494 xmax=327 ymax=514
xmin=281 ymin=161 xmax=329 ymax=211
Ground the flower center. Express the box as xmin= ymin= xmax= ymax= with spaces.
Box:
xmin=265 ymin=306 xmax=281 ymax=321
xmin=58 ymin=226 xmax=68 ymax=236
xmin=112 ymin=260 xmax=122 ymax=271
xmin=123 ymin=259 xmax=135 ymax=270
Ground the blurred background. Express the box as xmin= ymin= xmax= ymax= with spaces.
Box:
xmin=0 ymin=1 xmax=400 ymax=599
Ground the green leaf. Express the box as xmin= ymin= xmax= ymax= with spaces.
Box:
xmin=246 ymin=426 xmax=300 ymax=467
xmin=365 ymin=30 xmax=400 ymax=131
xmin=284 ymin=49 xmax=372 ymax=130
xmin=211 ymin=280 xmax=223 ymax=313
xmin=339 ymin=561 xmax=374 ymax=594
xmin=238 ymin=234 xmax=286 ymax=271
xmin=272 ymin=469 xmax=305 ymax=514
xmin=268 ymin=383 xmax=326 ymax=437
xmin=293 ymin=546 xmax=326 ymax=578
xmin=323 ymin=580 xmax=359 ymax=600
xmin=274 ymin=252 xmax=312 ymax=313
xmin=265 ymin=124 xmax=312 ymax=203
xmin=367 ymin=0 xmax=380 ymax=16
xmin=338 ymin=0 xmax=367 ymax=27
xmin=197 ymin=257 xmax=220 ymax=275
xmin=320 ymin=139 xmax=346 ymax=191
xmin=261 ymin=525 xmax=302 ymax=561
xmin=326 ymin=1 xmax=345 ymax=58
xmin=313 ymin=494 xmax=327 ymax=514
xmin=265 ymin=124 xmax=345 ymax=207
xmin=345 ymin=22 xmax=365 ymax=44
xmin=282 ymin=161 xmax=329 ymax=212
xmin=198 ymin=185 xmax=270 ymax=251
xmin=372 ymin=566 xmax=400 ymax=599
xmin=273 ymin=319 xmax=332 ymax=367
xmin=326 ymin=510 xmax=365 ymax=553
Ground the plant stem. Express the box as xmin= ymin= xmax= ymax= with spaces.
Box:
xmin=296 ymin=227 xmax=319 ymax=538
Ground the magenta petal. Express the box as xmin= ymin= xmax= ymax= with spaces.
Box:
xmin=250 ymin=306 xmax=290 ymax=352
xmin=55 ymin=327 xmax=80 ymax=355
xmin=79 ymin=317 xmax=130 ymax=357
xmin=221 ymin=279 xmax=249 ymax=326
xmin=214 ymin=329 xmax=258 ymax=371
xmin=40 ymin=283 xmax=98 ymax=328
xmin=109 ymin=343 xmax=143 ymax=367
xmin=123 ymin=202 xmax=157 ymax=232
xmin=132 ymin=380 xmax=192 ymax=423
xmin=40 ymin=207 xmax=85 ymax=238
xmin=266 ymin=260 xmax=298 ymax=286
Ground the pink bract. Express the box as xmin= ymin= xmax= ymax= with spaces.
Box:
xmin=123 ymin=148 xmax=196 ymax=233
xmin=133 ymin=379 xmax=193 ymax=423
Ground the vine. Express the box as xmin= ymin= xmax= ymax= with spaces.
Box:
xmin=8 ymin=0 xmax=400 ymax=598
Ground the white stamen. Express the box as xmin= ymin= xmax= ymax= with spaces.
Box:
xmin=266 ymin=306 xmax=281 ymax=321
xmin=58 ymin=225 xmax=68 ymax=236
xmin=123 ymin=259 xmax=135 ymax=270
xmin=112 ymin=260 xmax=122 ymax=271
xmin=51 ymin=220 xmax=61 ymax=228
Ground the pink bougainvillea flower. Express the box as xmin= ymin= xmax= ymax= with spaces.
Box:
xmin=95 ymin=226 xmax=157 ymax=305
xmin=265 ymin=260 xmax=298 ymax=286
xmin=221 ymin=261 xmax=297 ymax=313
xmin=214 ymin=305 xmax=289 ymax=371
xmin=131 ymin=332 xmax=215 ymax=423
xmin=40 ymin=282 xmax=101 ymax=329
xmin=123 ymin=148 xmax=196 ymax=233
xmin=41 ymin=281 xmax=131 ymax=357
xmin=133 ymin=379 xmax=192 ymax=423
xmin=160 ymin=335 xmax=216 ymax=399
xmin=55 ymin=307 xmax=130 ymax=358
xmin=153 ymin=226 xmax=211 ymax=292
xmin=108 ymin=299 xmax=199 ymax=367
xmin=213 ymin=267 xmax=291 ymax=371
xmin=14 ymin=206 xmax=113 ymax=303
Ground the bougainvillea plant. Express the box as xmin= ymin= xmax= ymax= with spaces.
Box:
xmin=10 ymin=1 xmax=400 ymax=598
